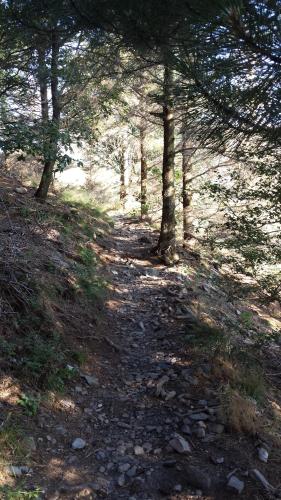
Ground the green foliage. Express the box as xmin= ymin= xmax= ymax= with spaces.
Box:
xmin=17 ymin=394 xmax=40 ymax=416
xmin=79 ymin=246 xmax=96 ymax=266
xmin=0 ymin=338 xmax=16 ymax=358
xmin=240 ymin=311 xmax=253 ymax=328
xmin=258 ymin=273 xmax=281 ymax=302
xmin=20 ymin=333 xmax=77 ymax=391
xmin=0 ymin=485 xmax=41 ymax=499
xmin=75 ymin=265 xmax=106 ymax=300
xmin=185 ymin=322 xmax=230 ymax=355
xmin=47 ymin=365 xmax=77 ymax=392
xmin=238 ymin=368 xmax=266 ymax=404
xmin=71 ymin=350 xmax=87 ymax=366
xmin=0 ymin=423 xmax=25 ymax=462
xmin=231 ymin=348 xmax=266 ymax=403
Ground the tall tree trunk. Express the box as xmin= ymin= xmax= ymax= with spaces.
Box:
xmin=119 ymin=152 xmax=126 ymax=209
xmin=35 ymin=33 xmax=60 ymax=202
xmin=157 ymin=63 xmax=176 ymax=261
xmin=182 ymin=129 xmax=194 ymax=244
xmin=140 ymin=127 xmax=148 ymax=219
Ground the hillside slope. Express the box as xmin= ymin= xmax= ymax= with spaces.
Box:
xmin=0 ymin=174 xmax=280 ymax=499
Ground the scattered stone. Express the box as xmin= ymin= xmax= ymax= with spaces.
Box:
xmin=134 ymin=445 xmax=144 ymax=456
xmin=15 ymin=186 xmax=27 ymax=194
xmin=258 ymin=447 xmax=269 ymax=463
xmin=211 ymin=455 xmax=224 ymax=465
xmin=165 ymin=390 xmax=176 ymax=401
xmin=55 ymin=425 xmax=67 ymax=436
xmin=197 ymin=421 xmax=207 ymax=428
xmin=169 ymin=433 xmax=191 ymax=454
xmin=127 ymin=465 xmax=137 ymax=477
xmin=118 ymin=474 xmax=126 ymax=487
xmin=95 ymin=450 xmax=106 ymax=461
xmin=227 ymin=475 xmax=244 ymax=494
xmin=143 ymin=442 xmax=153 ymax=453
xmin=195 ymin=427 xmax=206 ymax=439
xmin=7 ymin=465 xmax=30 ymax=477
xmin=251 ymin=469 xmax=276 ymax=493
xmin=118 ymin=422 xmax=131 ymax=429
xmin=155 ymin=375 xmax=169 ymax=397
xmin=181 ymin=424 xmax=191 ymax=435
xmin=189 ymin=412 xmax=209 ymax=421
xmin=119 ymin=463 xmax=131 ymax=473
xmin=153 ymin=448 xmax=162 ymax=455
xmin=81 ymin=374 xmax=99 ymax=386
xmin=72 ymin=438 xmax=86 ymax=450
xmin=174 ymin=484 xmax=182 ymax=492
xmin=198 ymin=399 xmax=208 ymax=406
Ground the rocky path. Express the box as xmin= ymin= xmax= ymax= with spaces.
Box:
xmin=31 ymin=217 xmax=274 ymax=499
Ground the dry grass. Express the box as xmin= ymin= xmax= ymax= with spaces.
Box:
xmin=220 ymin=387 xmax=260 ymax=434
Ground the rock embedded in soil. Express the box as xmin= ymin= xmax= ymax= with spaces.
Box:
xmin=165 ymin=390 xmax=177 ymax=401
xmin=7 ymin=465 xmax=30 ymax=477
xmin=169 ymin=433 xmax=191 ymax=453
xmin=127 ymin=465 xmax=137 ymax=477
xmin=118 ymin=463 xmax=131 ymax=473
xmin=15 ymin=186 xmax=28 ymax=194
xmin=195 ymin=427 xmax=206 ymax=438
xmin=174 ymin=484 xmax=182 ymax=492
xmin=189 ymin=412 xmax=209 ymax=421
xmin=72 ymin=438 xmax=86 ymax=450
xmin=227 ymin=475 xmax=245 ymax=494
xmin=181 ymin=424 xmax=191 ymax=435
xmin=118 ymin=474 xmax=126 ymax=486
xmin=211 ymin=455 xmax=224 ymax=465
xmin=155 ymin=375 xmax=169 ymax=396
xmin=258 ymin=447 xmax=269 ymax=463
xmin=81 ymin=374 xmax=99 ymax=386
xmin=134 ymin=445 xmax=144 ymax=456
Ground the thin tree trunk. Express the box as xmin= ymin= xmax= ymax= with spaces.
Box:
xmin=35 ymin=33 xmax=60 ymax=201
xmin=119 ymin=152 xmax=126 ymax=209
xmin=182 ymin=129 xmax=194 ymax=244
xmin=140 ymin=127 xmax=148 ymax=219
xmin=157 ymin=62 xmax=176 ymax=261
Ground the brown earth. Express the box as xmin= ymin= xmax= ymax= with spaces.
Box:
xmin=0 ymin=174 xmax=281 ymax=500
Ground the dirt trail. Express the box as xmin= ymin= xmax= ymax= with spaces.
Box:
xmin=1 ymin=197 xmax=278 ymax=500
xmin=29 ymin=215 xmax=275 ymax=500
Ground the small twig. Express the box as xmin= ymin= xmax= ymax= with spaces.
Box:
xmin=104 ymin=336 xmax=122 ymax=352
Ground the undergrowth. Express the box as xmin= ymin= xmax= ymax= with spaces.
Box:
xmin=0 ymin=485 xmax=41 ymax=499
xmin=187 ymin=320 xmax=267 ymax=433
xmin=0 ymin=187 xmax=110 ymax=401
xmin=0 ymin=422 xmax=26 ymax=463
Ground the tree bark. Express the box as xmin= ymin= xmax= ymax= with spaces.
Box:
xmin=182 ymin=129 xmax=194 ymax=244
xmin=119 ymin=152 xmax=126 ymax=209
xmin=140 ymin=126 xmax=148 ymax=219
xmin=157 ymin=62 xmax=176 ymax=261
xmin=35 ymin=33 xmax=60 ymax=202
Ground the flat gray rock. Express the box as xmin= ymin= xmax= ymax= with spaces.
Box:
xmin=227 ymin=475 xmax=244 ymax=494
xmin=169 ymin=434 xmax=191 ymax=453
xmin=72 ymin=438 xmax=86 ymax=450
